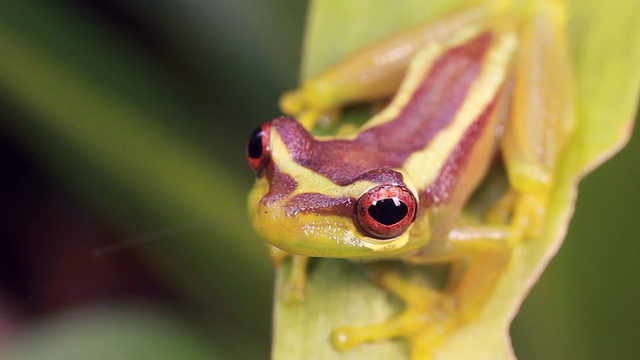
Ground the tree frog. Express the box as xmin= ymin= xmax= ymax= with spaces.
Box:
xmin=246 ymin=0 xmax=574 ymax=358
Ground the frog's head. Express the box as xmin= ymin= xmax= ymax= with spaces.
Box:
xmin=246 ymin=117 xmax=430 ymax=258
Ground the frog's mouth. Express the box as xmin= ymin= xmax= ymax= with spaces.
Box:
xmin=263 ymin=217 xmax=413 ymax=259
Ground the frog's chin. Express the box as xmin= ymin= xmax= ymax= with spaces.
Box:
xmin=261 ymin=219 xmax=423 ymax=259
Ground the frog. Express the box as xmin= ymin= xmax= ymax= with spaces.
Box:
xmin=246 ymin=1 xmax=574 ymax=358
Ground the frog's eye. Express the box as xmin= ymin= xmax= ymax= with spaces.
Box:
xmin=246 ymin=122 xmax=272 ymax=174
xmin=355 ymin=184 xmax=417 ymax=239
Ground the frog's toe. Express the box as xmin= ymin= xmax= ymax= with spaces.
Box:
xmin=486 ymin=189 xmax=548 ymax=241
xmin=331 ymin=295 xmax=459 ymax=359
xmin=511 ymin=192 xmax=547 ymax=239
xmin=332 ymin=309 xmax=426 ymax=351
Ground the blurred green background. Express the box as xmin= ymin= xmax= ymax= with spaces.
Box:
xmin=0 ymin=1 xmax=637 ymax=359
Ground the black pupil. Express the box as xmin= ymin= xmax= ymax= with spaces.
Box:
xmin=368 ymin=198 xmax=408 ymax=226
xmin=247 ymin=128 xmax=263 ymax=159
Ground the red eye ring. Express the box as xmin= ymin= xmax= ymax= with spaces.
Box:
xmin=355 ymin=184 xmax=417 ymax=239
xmin=246 ymin=122 xmax=271 ymax=175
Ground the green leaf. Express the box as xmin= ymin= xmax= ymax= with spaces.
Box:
xmin=273 ymin=0 xmax=640 ymax=359
xmin=567 ymin=0 xmax=640 ymax=168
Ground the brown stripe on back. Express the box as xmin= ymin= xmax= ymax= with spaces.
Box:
xmin=420 ymin=93 xmax=497 ymax=208
xmin=278 ymin=32 xmax=495 ymax=186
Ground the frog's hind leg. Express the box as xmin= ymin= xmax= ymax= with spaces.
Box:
xmin=496 ymin=0 xmax=574 ymax=241
xmin=332 ymin=267 xmax=442 ymax=353
xmin=332 ymin=226 xmax=514 ymax=359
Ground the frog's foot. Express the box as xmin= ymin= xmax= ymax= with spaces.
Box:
xmin=510 ymin=191 xmax=547 ymax=239
xmin=485 ymin=188 xmax=517 ymax=225
xmin=486 ymin=189 xmax=548 ymax=241
xmin=332 ymin=269 xmax=458 ymax=359
xmin=333 ymin=228 xmax=513 ymax=359
xmin=279 ymin=90 xmax=341 ymax=130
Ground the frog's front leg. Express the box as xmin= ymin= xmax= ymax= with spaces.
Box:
xmin=279 ymin=5 xmax=497 ymax=131
xmin=333 ymin=226 xmax=514 ymax=359
xmin=270 ymin=246 xmax=310 ymax=303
